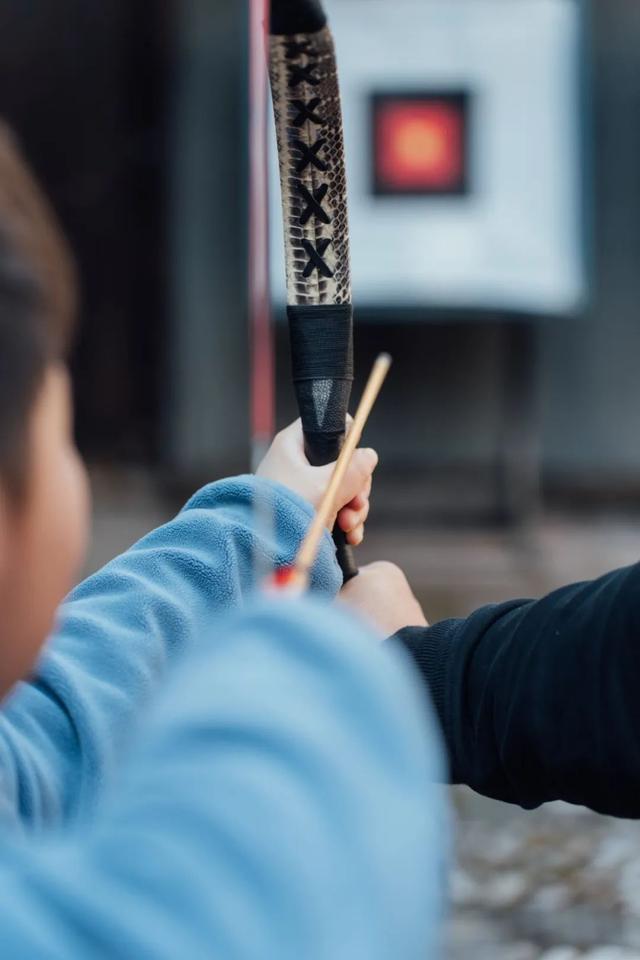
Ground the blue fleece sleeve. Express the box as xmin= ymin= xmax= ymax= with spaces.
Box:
xmin=0 ymin=598 xmax=446 ymax=960
xmin=0 ymin=477 xmax=342 ymax=829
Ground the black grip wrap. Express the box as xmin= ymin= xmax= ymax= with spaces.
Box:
xmin=270 ymin=0 xmax=327 ymax=36
xmin=288 ymin=303 xmax=358 ymax=581
xmin=288 ymin=303 xmax=353 ymax=382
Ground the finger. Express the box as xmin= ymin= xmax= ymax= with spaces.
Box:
xmin=337 ymin=498 xmax=370 ymax=533
xmin=361 ymin=474 xmax=373 ymax=502
xmin=279 ymin=419 xmax=304 ymax=454
xmin=335 ymin=448 xmax=378 ymax=510
xmin=337 ymin=510 xmax=358 ymax=534
xmin=344 ymin=492 xmax=368 ymax=512
xmin=346 ymin=523 xmax=365 ymax=547
xmin=344 ymin=476 xmax=373 ymax=510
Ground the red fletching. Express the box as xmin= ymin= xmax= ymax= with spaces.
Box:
xmin=265 ymin=566 xmax=296 ymax=590
xmin=264 ymin=566 xmax=307 ymax=594
xmin=274 ymin=567 xmax=296 ymax=588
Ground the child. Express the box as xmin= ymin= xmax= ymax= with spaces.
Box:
xmin=0 ymin=127 xmax=446 ymax=958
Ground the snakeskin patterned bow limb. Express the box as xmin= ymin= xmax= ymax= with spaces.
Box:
xmin=269 ymin=0 xmax=358 ymax=582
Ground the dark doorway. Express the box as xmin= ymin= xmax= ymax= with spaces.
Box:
xmin=0 ymin=0 xmax=175 ymax=460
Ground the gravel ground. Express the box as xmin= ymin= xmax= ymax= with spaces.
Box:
xmin=448 ymin=789 xmax=640 ymax=960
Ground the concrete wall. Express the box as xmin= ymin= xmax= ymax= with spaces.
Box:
xmin=542 ymin=0 xmax=640 ymax=485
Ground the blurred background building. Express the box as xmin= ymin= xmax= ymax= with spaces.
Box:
xmin=1 ymin=0 xmax=636 ymax=516
xmin=2 ymin=1 xmax=640 ymax=957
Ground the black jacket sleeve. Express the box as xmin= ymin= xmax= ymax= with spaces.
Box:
xmin=395 ymin=563 xmax=640 ymax=819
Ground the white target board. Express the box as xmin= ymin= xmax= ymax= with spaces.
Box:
xmin=270 ymin=0 xmax=586 ymax=316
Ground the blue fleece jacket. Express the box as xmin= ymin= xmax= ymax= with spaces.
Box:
xmin=0 ymin=477 xmax=446 ymax=959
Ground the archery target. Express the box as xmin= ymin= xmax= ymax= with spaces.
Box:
xmin=269 ymin=0 xmax=586 ymax=316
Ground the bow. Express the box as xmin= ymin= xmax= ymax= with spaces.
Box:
xmin=268 ymin=0 xmax=358 ymax=582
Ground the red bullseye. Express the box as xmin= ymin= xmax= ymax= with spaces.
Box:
xmin=373 ymin=93 xmax=469 ymax=195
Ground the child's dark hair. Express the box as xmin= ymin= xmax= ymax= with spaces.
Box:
xmin=0 ymin=124 xmax=77 ymax=497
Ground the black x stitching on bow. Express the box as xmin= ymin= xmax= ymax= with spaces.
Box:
xmin=297 ymin=183 xmax=331 ymax=225
xmin=285 ymin=40 xmax=313 ymax=59
xmin=294 ymin=138 xmax=328 ymax=173
xmin=301 ymin=238 xmax=333 ymax=279
xmin=288 ymin=63 xmax=321 ymax=88
xmin=290 ymin=98 xmax=325 ymax=127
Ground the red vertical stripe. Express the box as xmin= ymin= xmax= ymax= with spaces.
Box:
xmin=249 ymin=0 xmax=275 ymax=466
